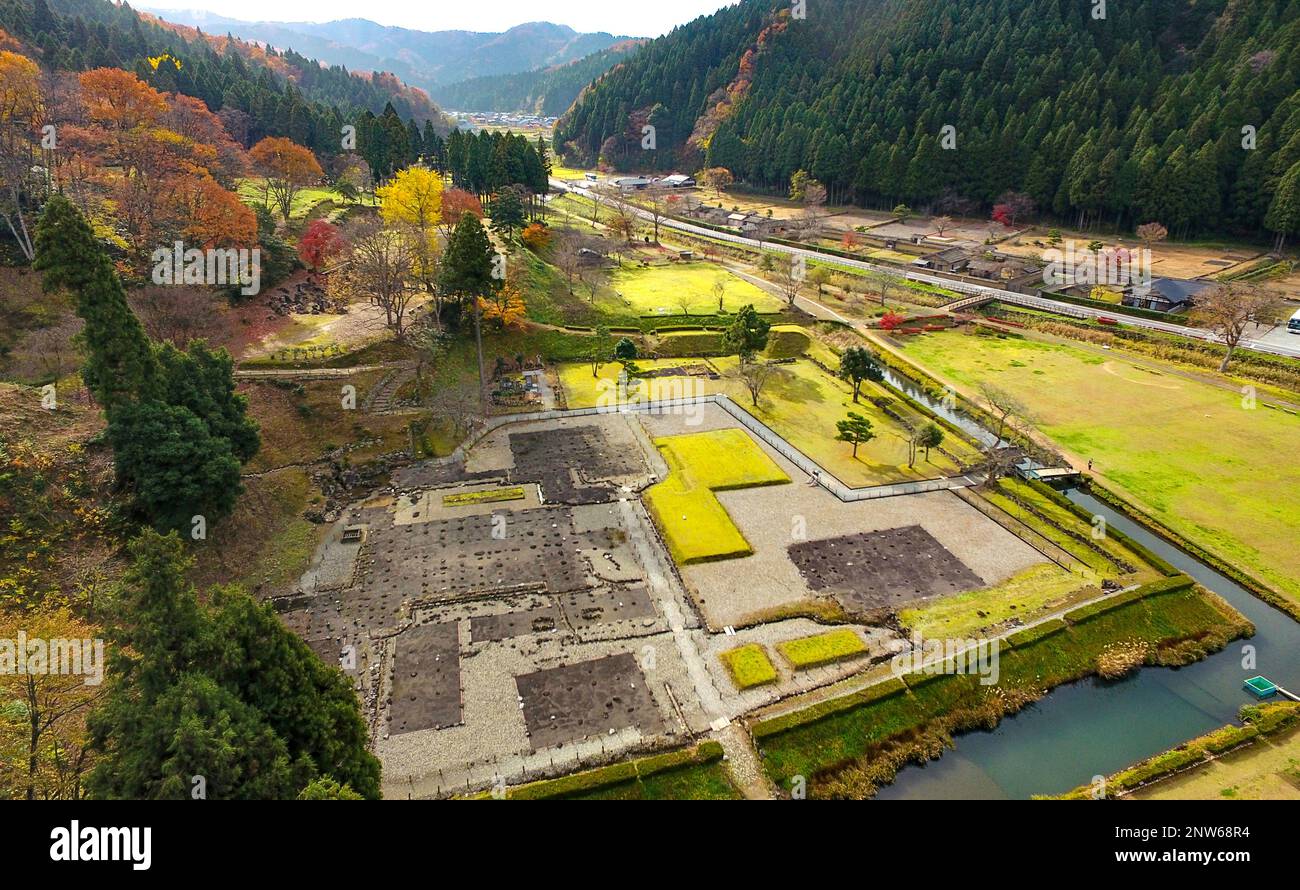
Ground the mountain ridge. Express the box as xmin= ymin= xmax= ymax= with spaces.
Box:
xmin=140 ymin=9 xmax=634 ymax=89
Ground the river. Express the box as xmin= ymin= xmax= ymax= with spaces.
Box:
xmin=868 ymin=366 xmax=1299 ymax=799
xmin=875 ymin=488 xmax=1300 ymax=799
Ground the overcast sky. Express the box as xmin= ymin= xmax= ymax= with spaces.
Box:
xmin=145 ymin=1 xmax=737 ymax=38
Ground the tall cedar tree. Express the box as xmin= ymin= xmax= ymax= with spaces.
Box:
xmin=33 ymin=194 xmax=160 ymax=412
xmin=438 ymin=212 xmax=496 ymax=300
xmin=33 ymin=195 xmax=259 ymax=531
xmin=88 ymin=530 xmax=381 ymax=799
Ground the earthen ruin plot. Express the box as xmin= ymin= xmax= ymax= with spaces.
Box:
xmin=560 ymin=585 xmax=657 ymax=629
xmin=508 ymin=426 xmax=640 ymax=504
xmin=388 ymin=622 xmax=463 ymax=734
xmin=358 ymin=506 xmax=587 ymax=605
xmin=788 ymin=525 xmax=984 ymax=613
xmin=469 ymin=602 xmax=562 ymax=643
xmin=514 ymin=652 xmax=663 ymax=749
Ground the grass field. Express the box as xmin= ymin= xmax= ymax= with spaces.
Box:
xmin=602 ymin=262 xmax=783 ymax=316
xmin=899 ymin=563 xmax=1101 ymax=639
xmin=899 ymin=328 xmax=1300 ymax=605
xmin=557 ymin=351 xmax=980 ymax=486
xmin=1129 ymin=712 xmax=1300 ymax=800
xmin=709 ymin=357 xmax=978 ymax=486
xmin=557 ymin=358 xmax=720 ymax=407
xmin=720 ymin=644 xmax=779 ymax=688
xmin=645 ymin=429 xmax=790 ymax=564
xmin=237 ymin=178 xmax=362 ymax=221
xmin=777 ymin=629 xmax=868 ymax=668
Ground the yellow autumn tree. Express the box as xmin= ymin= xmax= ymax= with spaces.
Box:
xmin=0 ymin=50 xmax=43 ymax=261
xmin=376 ymin=165 xmax=443 ymax=290
xmin=0 ymin=606 xmax=105 ymax=800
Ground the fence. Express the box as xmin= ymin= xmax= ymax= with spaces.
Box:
xmin=454 ymin=393 xmax=975 ymax=504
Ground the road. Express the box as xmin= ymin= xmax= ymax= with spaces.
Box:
xmin=552 ymin=179 xmax=1300 ymax=361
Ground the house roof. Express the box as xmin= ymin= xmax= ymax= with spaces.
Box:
xmin=1146 ymin=277 xmax=1213 ymax=303
xmin=929 ymin=246 xmax=971 ymax=262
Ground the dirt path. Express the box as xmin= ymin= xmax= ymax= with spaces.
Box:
xmin=715 ymin=724 xmax=774 ymax=800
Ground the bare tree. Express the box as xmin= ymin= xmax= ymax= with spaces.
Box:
xmin=797 ymin=181 xmax=829 ymax=241
xmin=771 ymin=252 xmax=805 ymax=308
xmin=426 ymin=366 xmax=481 ymax=438
xmin=933 ymin=215 xmax=953 ymax=237
xmin=553 ymin=231 xmax=583 ymax=294
xmin=343 ymin=219 xmax=418 ymax=341
xmin=874 ymin=273 xmax=895 ymax=307
xmin=644 ymin=185 xmax=670 ymax=244
xmin=605 ymin=187 xmax=638 ymax=243
xmin=736 ymin=360 xmax=778 ymax=407
xmin=130 ymin=286 xmax=223 ymax=347
xmin=712 ymin=275 xmax=727 ymax=313
xmin=586 ymin=182 xmax=605 ymax=226
xmin=12 ymin=317 xmax=83 ymax=385
xmin=1193 ymin=282 xmax=1280 ymax=372
xmin=979 ymin=381 xmax=1032 ymax=449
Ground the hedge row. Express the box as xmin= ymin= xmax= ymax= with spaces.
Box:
xmin=1053 ymin=702 xmax=1300 ymax=798
xmin=503 ymin=740 xmax=726 ymax=800
xmin=1005 ymin=617 xmax=1068 ymax=649
xmin=1063 ymin=575 xmax=1194 ymax=625
xmin=1035 ymin=289 xmax=1179 ymax=323
xmin=751 ymin=676 xmax=908 ymax=740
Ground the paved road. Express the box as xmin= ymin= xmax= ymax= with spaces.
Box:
xmin=552 ymin=179 xmax=1300 ymax=361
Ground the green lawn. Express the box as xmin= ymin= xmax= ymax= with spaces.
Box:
xmin=720 ymin=643 xmax=779 ymax=688
xmin=899 ymin=563 xmax=1099 ymax=639
xmin=237 ymin=178 xmax=360 ymax=221
xmin=899 ymin=329 xmax=1300 ymax=606
xmin=776 ymin=629 xmax=868 ymax=669
xmin=709 ymin=357 xmax=978 ymax=486
xmin=602 ymin=262 xmax=783 ymax=316
xmin=556 ymin=351 xmax=981 ymax=487
xmin=645 ymin=429 xmax=790 ymax=564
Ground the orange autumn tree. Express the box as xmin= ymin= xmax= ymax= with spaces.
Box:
xmin=479 ymin=281 xmax=526 ymax=330
xmin=250 ymin=136 xmax=323 ymax=221
xmin=74 ymin=68 xmax=251 ymax=266
xmin=79 ymin=67 xmax=167 ymax=133
xmin=437 ymin=188 xmax=483 ymax=240
xmin=179 ymin=175 xmax=257 ymax=248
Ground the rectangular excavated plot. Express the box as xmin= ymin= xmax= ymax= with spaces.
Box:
xmin=508 ymin=426 xmax=640 ymax=504
xmin=388 ymin=622 xmax=462 ymax=734
xmin=515 ymin=652 xmax=662 ymax=749
xmin=468 ymin=585 xmax=657 ymax=644
xmin=357 ymin=507 xmax=587 ymax=615
xmin=470 ymin=603 xmax=562 ymax=642
xmin=560 ymin=585 xmax=657 ymax=629
xmin=788 ymin=525 xmax=984 ymax=613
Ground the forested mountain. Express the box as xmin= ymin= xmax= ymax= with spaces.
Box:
xmin=554 ymin=0 xmax=1300 ymax=240
xmin=142 ymin=11 xmax=630 ymax=90
xmin=0 ymin=0 xmax=450 ymax=158
xmin=431 ymin=40 xmax=645 ymax=115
